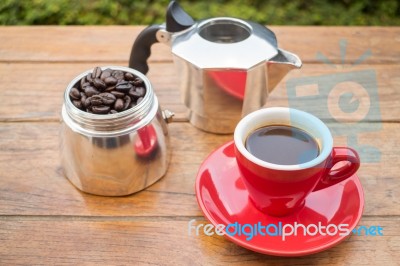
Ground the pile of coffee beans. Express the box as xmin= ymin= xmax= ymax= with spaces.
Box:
xmin=69 ymin=67 xmax=146 ymax=114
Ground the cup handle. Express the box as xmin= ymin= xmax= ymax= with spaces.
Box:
xmin=313 ymin=147 xmax=360 ymax=191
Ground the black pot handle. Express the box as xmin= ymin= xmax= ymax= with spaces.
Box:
xmin=166 ymin=1 xmax=194 ymax=32
xmin=129 ymin=24 xmax=162 ymax=75
xmin=129 ymin=1 xmax=194 ymax=75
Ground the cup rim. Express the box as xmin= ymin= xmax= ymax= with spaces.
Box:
xmin=234 ymin=107 xmax=333 ymax=171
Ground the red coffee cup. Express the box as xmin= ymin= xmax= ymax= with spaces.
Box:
xmin=234 ymin=107 xmax=360 ymax=216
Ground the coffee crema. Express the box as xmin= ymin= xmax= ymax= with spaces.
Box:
xmin=245 ymin=125 xmax=320 ymax=165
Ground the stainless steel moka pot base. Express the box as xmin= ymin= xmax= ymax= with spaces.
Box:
xmin=60 ymin=66 xmax=173 ymax=196
xmin=129 ymin=1 xmax=302 ymax=134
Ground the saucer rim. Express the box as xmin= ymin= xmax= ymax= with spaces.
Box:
xmin=195 ymin=140 xmax=365 ymax=257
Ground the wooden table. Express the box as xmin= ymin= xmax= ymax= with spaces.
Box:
xmin=0 ymin=26 xmax=399 ymax=265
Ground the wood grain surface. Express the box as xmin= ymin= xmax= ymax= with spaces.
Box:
xmin=0 ymin=26 xmax=399 ymax=64
xmin=0 ymin=218 xmax=398 ymax=265
xmin=0 ymin=26 xmax=399 ymax=265
xmin=0 ymin=63 xmax=399 ymax=122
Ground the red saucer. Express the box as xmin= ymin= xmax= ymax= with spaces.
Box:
xmin=195 ymin=141 xmax=364 ymax=256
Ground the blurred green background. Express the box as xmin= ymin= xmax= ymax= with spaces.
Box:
xmin=1 ymin=0 xmax=399 ymax=25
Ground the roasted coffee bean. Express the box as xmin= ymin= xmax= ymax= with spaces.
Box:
xmin=69 ymin=87 xmax=81 ymax=100
xmin=104 ymin=76 xmax=118 ymax=86
xmin=81 ymin=82 xmax=91 ymax=90
xmin=92 ymin=66 xmax=102 ymax=79
xmin=129 ymin=87 xmax=145 ymax=98
xmin=99 ymin=92 xmax=116 ymax=105
xmin=136 ymin=87 xmax=146 ymax=96
xmin=137 ymin=97 xmax=144 ymax=104
xmin=109 ymin=110 xmax=118 ymax=114
xmin=115 ymin=81 xmax=133 ymax=92
xmin=86 ymin=73 xmax=94 ymax=83
xmin=90 ymin=95 xmax=103 ymax=106
xmin=128 ymin=88 xmax=137 ymax=98
xmin=123 ymin=95 xmax=131 ymax=110
xmin=92 ymin=105 xmax=110 ymax=114
xmin=80 ymin=76 xmax=87 ymax=89
xmin=100 ymin=70 xmax=112 ymax=80
xmin=133 ymin=77 xmax=144 ymax=86
xmin=84 ymin=97 xmax=92 ymax=108
xmin=110 ymin=91 xmax=125 ymax=98
xmin=93 ymin=78 xmax=107 ymax=91
xmin=84 ymin=86 xmax=99 ymax=97
xmin=114 ymin=98 xmax=124 ymax=111
xmin=112 ymin=70 xmax=125 ymax=80
xmin=124 ymin=72 xmax=135 ymax=81
xmin=72 ymin=100 xmax=83 ymax=109
xmin=80 ymin=92 xmax=87 ymax=106
xmin=128 ymin=101 xmax=136 ymax=109
xmin=105 ymin=86 xmax=116 ymax=92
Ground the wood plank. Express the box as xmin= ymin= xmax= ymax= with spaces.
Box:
xmin=271 ymin=26 xmax=400 ymax=64
xmin=0 ymin=26 xmax=399 ymax=64
xmin=0 ymin=122 xmax=398 ymax=216
xmin=0 ymin=217 xmax=398 ymax=265
xmin=0 ymin=62 xmax=399 ymax=122
xmin=0 ymin=62 xmax=185 ymax=121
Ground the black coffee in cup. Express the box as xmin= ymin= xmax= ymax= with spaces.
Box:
xmin=245 ymin=125 xmax=319 ymax=165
